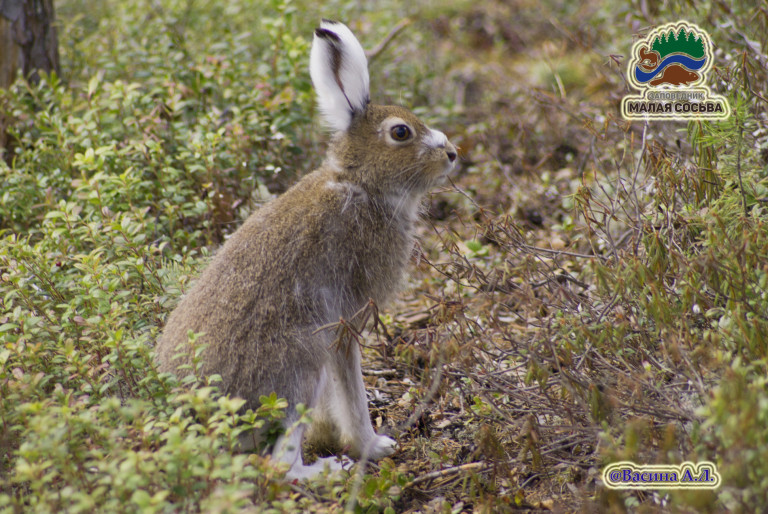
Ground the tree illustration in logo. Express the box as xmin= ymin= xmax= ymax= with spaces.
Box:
xmin=633 ymin=26 xmax=706 ymax=87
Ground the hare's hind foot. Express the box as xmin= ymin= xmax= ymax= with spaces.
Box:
xmin=364 ymin=434 xmax=396 ymax=460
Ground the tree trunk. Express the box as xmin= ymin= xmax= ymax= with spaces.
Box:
xmin=0 ymin=0 xmax=59 ymax=152
xmin=0 ymin=0 xmax=60 ymax=88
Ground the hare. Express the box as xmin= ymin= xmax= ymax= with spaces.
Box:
xmin=156 ymin=19 xmax=457 ymax=479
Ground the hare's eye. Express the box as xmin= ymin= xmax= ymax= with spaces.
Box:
xmin=390 ymin=125 xmax=412 ymax=141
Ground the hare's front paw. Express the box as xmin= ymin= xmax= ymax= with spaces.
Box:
xmin=367 ymin=435 xmax=396 ymax=460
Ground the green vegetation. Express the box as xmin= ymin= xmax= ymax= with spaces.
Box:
xmin=1 ymin=0 xmax=767 ymax=511
xmin=651 ymin=26 xmax=706 ymax=59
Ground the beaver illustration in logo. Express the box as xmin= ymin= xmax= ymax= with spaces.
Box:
xmin=649 ymin=64 xmax=699 ymax=86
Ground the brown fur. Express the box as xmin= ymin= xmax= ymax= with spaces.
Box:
xmin=155 ymin=106 xmax=455 ymax=456
xmin=155 ymin=21 xmax=456 ymax=478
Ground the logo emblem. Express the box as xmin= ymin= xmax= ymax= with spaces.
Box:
xmin=621 ymin=21 xmax=730 ymax=120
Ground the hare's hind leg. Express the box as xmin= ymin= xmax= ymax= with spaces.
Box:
xmin=272 ymin=363 xmax=348 ymax=479
xmin=322 ymin=343 xmax=396 ymax=461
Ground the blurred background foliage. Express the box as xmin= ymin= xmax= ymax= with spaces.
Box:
xmin=1 ymin=0 xmax=767 ymax=511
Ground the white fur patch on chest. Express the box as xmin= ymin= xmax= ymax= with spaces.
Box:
xmin=384 ymin=191 xmax=421 ymax=229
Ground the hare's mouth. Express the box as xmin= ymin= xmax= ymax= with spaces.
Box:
xmin=432 ymin=168 xmax=452 ymax=187
xmin=439 ymin=159 xmax=457 ymax=177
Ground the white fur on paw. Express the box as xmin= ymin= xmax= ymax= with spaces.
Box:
xmin=367 ymin=435 xmax=396 ymax=460
xmin=285 ymin=456 xmax=350 ymax=480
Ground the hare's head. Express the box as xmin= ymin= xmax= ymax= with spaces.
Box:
xmin=310 ymin=20 xmax=457 ymax=197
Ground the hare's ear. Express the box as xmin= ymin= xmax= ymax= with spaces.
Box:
xmin=310 ymin=20 xmax=370 ymax=132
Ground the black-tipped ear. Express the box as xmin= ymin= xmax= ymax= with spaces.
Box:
xmin=314 ymin=27 xmax=341 ymax=42
xmin=309 ymin=20 xmax=370 ymax=132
